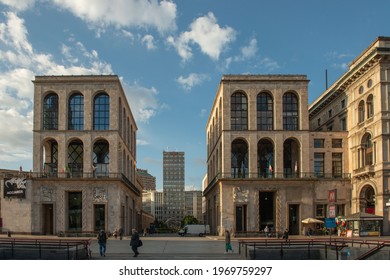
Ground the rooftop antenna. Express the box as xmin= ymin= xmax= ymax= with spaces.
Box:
xmin=325 ymin=69 xmax=328 ymax=90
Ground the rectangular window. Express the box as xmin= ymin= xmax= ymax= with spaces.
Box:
xmin=314 ymin=153 xmax=325 ymax=177
xmin=314 ymin=139 xmax=325 ymax=148
xmin=332 ymin=139 xmax=343 ymax=148
xmin=340 ymin=117 xmax=347 ymax=131
xmin=316 ymin=204 xmax=327 ymax=218
xmin=336 ymin=204 xmax=345 ymax=217
xmin=328 ymin=109 xmax=332 ymax=118
xmin=341 ymin=99 xmax=346 ymax=108
xmin=332 ymin=153 xmax=342 ymax=178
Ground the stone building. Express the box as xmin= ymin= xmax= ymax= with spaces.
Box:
xmin=309 ymin=36 xmax=390 ymax=234
xmin=184 ymin=190 xmax=203 ymax=223
xmin=204 ymin=74 xmax=351 ymax=236
xmin=1 ymin=75 xmax=142 ymax=235
xmin=137 ymin=168 xmax=156 ymax=191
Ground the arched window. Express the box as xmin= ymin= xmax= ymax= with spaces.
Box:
xmin=94 ymin=93 xmax=110 ymax=130
xmin=68 ymin=93 xmax=84 ymax=130
xmin=258 ymin=139 xmax=274 ymax=178
xmin=231 ymin=92 xmax=248 ymax=131
xmin=361 ymin=133 xmax=373 ymax=166
xmin=366 ymin=94 xmax=374 ymax=118
xmin=93 ymin=140 xmax=109 ymax=177
xmin=283 ymin=138 xmax=300 ymax=178
xmin=43 ymin=139 xmax=58 ymax=176
xmin=283 ymin=92 xmax=299 ymax=130
xmin=359 ymin=185 xmax=376 ymax=214
xmin=231 ymin=139 xmax=248 ymax=178
xmin=43 ymin=93 xmax=58 ymax=130
xmin=68 ymin=139 xmax=83 ymax=177
xmin=358 ymin=100 xmax=365 ymax=123
xmin=257 ymin=92 xmax=273 ymax=130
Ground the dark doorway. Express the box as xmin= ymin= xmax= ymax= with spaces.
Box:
xmin=94 ymin=204 xmax=106 ymax=231
xmin=43 ymin=204 xmax=53 ymax=235
xmin=259 ymin=192 xmax=274 ymax=231
xmin=288 ymin=204 xmax=300 ymax=235
xmin=235 ymin=205 xmax=247 ymax=232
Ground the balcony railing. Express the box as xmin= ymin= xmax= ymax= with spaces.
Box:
xmin=204 ymin=172 xmax=351 ymax=194
xmin=353 ymin=165 xmax=375 ymax=178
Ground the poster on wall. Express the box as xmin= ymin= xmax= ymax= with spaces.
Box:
xmin=3 ymin=177 xmax=26 ymax=198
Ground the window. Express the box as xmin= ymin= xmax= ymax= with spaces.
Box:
xmin=283 ymin=92 xmax=299 ymax=130
xmin=362 ymin=133 xmax=373 ymax=166
xmin=328 ymin=109 xmax=332 ymax=118
xmin=341 ymin=99 xmax=346 ymax=109
xmin=317 ymin=118 xmax=321 ymax=126
xmin=332 ymin=139 xmax=342 ymax=148
xmin=257 ymin=92 xmax=273 ymax=130
xmin=231 ymin=139 xmax=248 ymax=178
xmin=231 ymin=92 xmax=248 ymax=131
xmin=358 ymin=100 xmax=365 ymax=123
xmin=327 ymin=125 xmax=333 ymax=131
xmin=257 ymin=139 xmax=274 ymax=178
xmin=367 ymin=94 xmax=374 ymax=118
xmin=43 ymin=93 xmax=58 ymax=130
xmin=314 ymin=153 xmax=324 ymax=177
xmin=68 ymin=140 xmax=83 ymax=177
xmin=314 ymin=139 xmax=324 ymax=148
xmin=359 ymin=85 xmax=364 ymax=94
xmin=316 ymin=204 xmax=327 ymax=218
xmin=367 ymin=79 xmax=373 ymax=88
xmin=68 ymin=93 xmax=84 ymax=130
xmin=340 ymin=117 xmax=347 ymax=131
xmin=94 ymin=93 xmax=110 ymax=130
xmin=332 ymin=153 xmax=342 ymax=178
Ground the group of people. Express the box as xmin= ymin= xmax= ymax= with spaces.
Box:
xmin=97 ymin=228 xmax=142 ymax=258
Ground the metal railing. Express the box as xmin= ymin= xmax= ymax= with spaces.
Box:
xmin=0 ymin=238 xmax=91 ymax=260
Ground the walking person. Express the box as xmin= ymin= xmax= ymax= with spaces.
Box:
xmin=264 ymin=226 xmax=270 ymax=238
xmin=225 ymin=229 xmax=233 ymax=253
xmin=130 ymin=229 xmax=140 ymax=257
xmin=282 ymin=228 xmax=289 ymax=242
xmin=97 ymin=229 xmax=108 ymax=257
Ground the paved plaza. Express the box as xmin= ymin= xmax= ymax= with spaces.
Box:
xmin=89 ymin=234 xmax=241 ymax=260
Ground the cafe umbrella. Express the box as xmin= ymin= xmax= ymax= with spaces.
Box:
xmin=301 ymin=217 xmax=324 ymax=224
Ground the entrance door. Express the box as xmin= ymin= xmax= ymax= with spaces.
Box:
xmin=259 ymin=192 xmax=274 ymax=231
xmin=94 ymin=204 xmax=105 ymax=231
xmin=235 ymin=205 xmax=247 ymax=232
xmin=288 ymin=204 xmax=300 ymax=235
xmin=43 ymin=204 xmax=54 ymax=235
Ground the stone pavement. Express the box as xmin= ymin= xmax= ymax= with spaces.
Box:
xmin=90 ymin=234 xmax=242 ymax=260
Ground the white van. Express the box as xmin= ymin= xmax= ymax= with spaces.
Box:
xmin=178 ymin=224 xmax=210 ymax=237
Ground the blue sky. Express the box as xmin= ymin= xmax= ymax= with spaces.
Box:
xmin=0 ymin=0 xmax=389 ymax=190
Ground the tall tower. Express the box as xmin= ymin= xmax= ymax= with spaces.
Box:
xmin=163 ymin=151 xmax=185 ymax=226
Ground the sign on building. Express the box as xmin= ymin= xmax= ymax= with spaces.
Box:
xmin=3 ymin=177 xmax=26 ymax=198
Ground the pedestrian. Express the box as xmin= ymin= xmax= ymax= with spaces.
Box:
xmin=264 ymin=226 xmax=270 ymax=238
xmin=225 ymin=229 xmax=233 ymax=253
xmin=282 ymin=228 xmax=289 ymax=242
xmin=119 ymin=228 xmax=123 ymax=240
xmin=97 ymin=229 xmax=108 ymax=257
xmin=130 ymin=229 xmax=140 ymax=257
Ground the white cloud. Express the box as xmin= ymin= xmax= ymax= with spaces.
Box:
xmin=142 ymin=34 xmax=156 ymax=50
xmin=0 ymin=12 xmax=114 ymax=169
xmin=123 ymin=81 xmax=163 ymax=124
xmin=237 ymin=38 xmax=258 ymax=61
xmin=0 ymin=0 xmax=36 ymax=11
xmin=176 ymin=73 xmax=209 ymax=91
xmin=168 ymin=12 xmax=236 ymax=61
xmin=260 ymin=57 xmax=280 ymax=71
xmin=51 ymin=0 xmax=177 ymax=33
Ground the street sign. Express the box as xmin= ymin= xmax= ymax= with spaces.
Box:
xmin=325 ymin=218 xmax=336 ymax=228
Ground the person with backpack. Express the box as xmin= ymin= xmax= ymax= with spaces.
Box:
xmin=97 ymin=229 xmax=108 ymax=257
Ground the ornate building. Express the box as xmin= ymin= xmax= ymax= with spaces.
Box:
xmin=204 ymin=75 xmax=350 ymax=236
xmin=1 ymin=75 xmax=142 ymax=235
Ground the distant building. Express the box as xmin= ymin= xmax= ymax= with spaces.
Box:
xmin=184 ymin=190 xmax=203 ymax=223
xmin=163 ymin=151 xmax=185 ymax=226
xmin=137 ymin=168 xmax=156 ymax=190
xmin=142 ymin=190 xmax=164 ymax=222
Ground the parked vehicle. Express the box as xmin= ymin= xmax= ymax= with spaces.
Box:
xmin=178 ymin=224 xmax=210 ymax=237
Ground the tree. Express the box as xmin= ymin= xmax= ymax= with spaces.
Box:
xmin=181 ymin=215 xmax=199 ymax=227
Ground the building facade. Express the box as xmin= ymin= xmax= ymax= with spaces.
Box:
xmin=204 ymin=74 xmax=351 ymax=236
xmin=137 ymin=168 xmax=156 ymax=191
xmin=1 ymin=75 xmax=142 ymax=235
xmin=163 ymin=151 xmax=185 ymax=226
xmin=309 ymin=36 xmax=390 ymax=234
xmin=142 ymin=190 xmax=164 ymax=222
xmin=184 ymin=190 xmax=203 ymax=223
